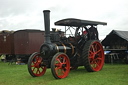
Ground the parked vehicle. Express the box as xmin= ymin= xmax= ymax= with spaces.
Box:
xmin=27 ymin=10 xmax=107 ymax=79
xmin=0 ymin=29 xmax=44 ymax=63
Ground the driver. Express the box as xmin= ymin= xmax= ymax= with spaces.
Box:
xmin=89 ymin=26 xmax=99 ymax=40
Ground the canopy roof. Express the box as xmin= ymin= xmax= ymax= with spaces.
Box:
xmin=55 ymin=18 xmax=107 ymax=27
xmin=102 ymin=30 xmax=128 ymax=46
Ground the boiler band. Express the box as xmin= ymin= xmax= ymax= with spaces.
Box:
xmin=54 ymin=42 xmax=75 ymax=56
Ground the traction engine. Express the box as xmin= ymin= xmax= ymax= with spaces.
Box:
xmin=27 ymin=10 xmax=107 ymax=79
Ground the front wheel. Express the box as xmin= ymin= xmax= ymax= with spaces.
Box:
xmin=28 ymin=52 xmax=47 ymax=77
xmin=51 ymin=52 xmax=70 ymax=79
xmin=82 ymin=40 xmax=104 ymax=72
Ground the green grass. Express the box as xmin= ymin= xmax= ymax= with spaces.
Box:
xmin=0 ymin=62 xmax=128 ymax=85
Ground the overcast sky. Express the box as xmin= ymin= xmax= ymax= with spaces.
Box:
xmin=0 ymin=0 xmax=128 ymax=39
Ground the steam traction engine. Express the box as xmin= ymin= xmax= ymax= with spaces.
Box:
xmin=27 ymin=10 xmax=107 ymax=79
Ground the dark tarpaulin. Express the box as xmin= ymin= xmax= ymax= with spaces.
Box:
xmin=102 ymin=30 xmax=128 ymax=46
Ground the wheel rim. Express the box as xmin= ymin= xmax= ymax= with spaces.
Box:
xmin=30 ymin=53 xmax=46 ymax=76
xmin=89 ymin=41 xmax=104 ymax=71
xmin=54 ymin=54 xmax=70 ymax=78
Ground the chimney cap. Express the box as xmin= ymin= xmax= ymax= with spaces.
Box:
xmin=43 ymin=10 xmax=50 ymax=12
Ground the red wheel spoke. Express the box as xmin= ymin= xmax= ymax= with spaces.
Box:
xmin=31 ymin=65 xmax=35 ymax=67
xmin=62 ymin=57 xmax=66 ymax=64
xmin=90 ymin=60 xmax=94 ymax=64
xmin=55 ymin=68 xmax=59 ymax=74
xmin=32 ymin=61 xmax=36 ymax=64
xmin=90 ymin=50 xmax=94 ymax=55
xmin=97 ymin=57 xmax=102 ymax=61
xmin=89 ymin=53 xmax=94 ymax=58
xmin=38 ymin=69 xmax=41 ymax=74
xmin=95 ymin=61 xmax=99 ymax=68
xmin=32 ymin=67 xmax=35 ymax=72
xmin=64 ymin=67 xmax=67 ymax=70
xmin=36 ymin=68 xmax=39 ymax=74
xmin=63 ymin=57 xmax=66 ymax=63
xmin=36 ymin=57 xmax=41 ymax=63
xmin=38 ymin=57 xmax=42 ymax=63
xmin=57 ymin=59 xmax=61 ymax=64
xmin=56 ymin=66 xmax=61 ymax=69
xmin=35 ymin=57 xmax=38 ymax=61
xmin=91 ymin=45 xmax=95 ymax=53
xmin=92 ymin=63 xmax=95 ymax=69
xmin=89 ymin=52 xmax=95 ymax=60
xmin=55 ymin=63 xmax=60 ymax=67
xmin=96 ymin=49 xmax=101 ymax=54
xmin=61 ymin=69 xmax=64 ymax=76
xmin=90 ymin=60 xmax=96 ymax=69
xmin=89 ymin=56 xmax=93 ymax=59
xmin=95 ymin=43 xmax=98 ymax=52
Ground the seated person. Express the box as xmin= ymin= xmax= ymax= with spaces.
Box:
xmin=89 ymin=26 xmax=99 ymax=40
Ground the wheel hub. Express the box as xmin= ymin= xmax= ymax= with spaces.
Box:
xmin=35 ymin=64 xmax=39 ymax=68
xmin=62 ymin=64 xmax=66 ymax=68
xmin=94 ymin=54 xmax=99 ymax=59
xmin=35 ymin=63 xmax=41 ymax=68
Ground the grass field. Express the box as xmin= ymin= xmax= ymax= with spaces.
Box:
xmin=0 ymin=62 xmax=128 ymax=85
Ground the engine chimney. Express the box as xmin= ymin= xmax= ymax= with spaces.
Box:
xmin=43 ymin=10 xmax=51 ymax=43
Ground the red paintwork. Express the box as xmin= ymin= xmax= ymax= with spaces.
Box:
xmin=31 ymin=53 xmax=46 ymax=76
xmin=55 ymin=54 xmax=70 ymax=78
xmin=89 ymin=41 xmax=104 ymax=71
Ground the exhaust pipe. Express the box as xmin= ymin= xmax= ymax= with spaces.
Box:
xmin=43 ymin=10 xmax=51 ymax=44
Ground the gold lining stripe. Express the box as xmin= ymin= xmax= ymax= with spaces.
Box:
xmin=69 ymin=43 xmax=74 ymax=55
xmin=55 ymin=44 xmax=59 ymax=52
xmin=61 ymin=43 xmax=66 ymax=54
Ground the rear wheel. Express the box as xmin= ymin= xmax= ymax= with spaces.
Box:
xmin=82 ymin=40 xmax=104 ymax=72
xmin=51 ymin=53 xmax=70 ymax=79
xmin=28 ymin=52 xmax=46 ymax=77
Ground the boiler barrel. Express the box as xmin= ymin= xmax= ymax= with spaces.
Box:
xmin=54 ymin=42 xmax=75 ymax=57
